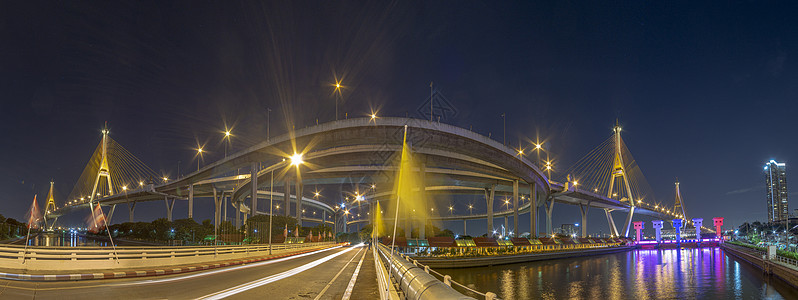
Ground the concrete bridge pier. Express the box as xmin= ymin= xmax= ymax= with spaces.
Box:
xmin=213 ymin=189 xmax=221 ymax=230
xmin=296 ymin=179 xmax=303 ymax=227
xmin=504 ymin=216 xmax=509 ymax=237
xmin=579 ymin=202 xmax=590 ymax=237
xmin=486 ymin=185 xmax=495 ymax=237
xmin=284 ymin=178 xmax=291 ymax=217
xmin=544 ymin=195 xmax=555 ymax=236
xmin=604 ymin=209 xmax=619 ymax=237
xmin=223 ymin=195 xmax=227 ymax=222
xmin=512 ymin=180 xmax=519 ymax=238
xmin=235 ymin=201 xmax=241 ymax=228
xmin=127 ymin=201 xmax=136 ymax=222
xmin=463 ymin=219 xmax=467 ymax=236
xmin=251 ymin=163 xmax=258 ymax=218
xmin=107 ymin=204 xmax=116 ymax=224
xmin=164 ymin=196 xmax=175 ymax=222
xmin=188 ymin=185 xmax=194 ymax=219
xmin=530 ymin=183 xmax=537 ymax=237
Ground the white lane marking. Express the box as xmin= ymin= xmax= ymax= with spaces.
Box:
xmin=313 ymin=247 xmax=364 ymax=300
xmin=341 ymin=247 xmax=367 ymax=300
xmin=111 ymin=246 xmax=342 ymax=287
xmin=197 ymin=247 xmax=356 ymax=300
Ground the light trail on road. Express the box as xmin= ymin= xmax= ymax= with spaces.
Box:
xmin=197 ymin=246 xmax=357 ymax=299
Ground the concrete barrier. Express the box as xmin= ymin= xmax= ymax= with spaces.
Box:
xmin=0 ymin=242 xmax=336 ymax=272
xmin=377 ymin=244 xmax=474 ymax=300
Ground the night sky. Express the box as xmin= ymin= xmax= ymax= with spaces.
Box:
xmin=2 ymin=2 xmax=796 ymax=233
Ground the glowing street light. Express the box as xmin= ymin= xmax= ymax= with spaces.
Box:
xmin=290 ymin=153 xmax=304 ymax=166
xmin=196 ymin=147 xmax=204 ymax=171
xmin=223 ymin=129 xmax=232 ymax=158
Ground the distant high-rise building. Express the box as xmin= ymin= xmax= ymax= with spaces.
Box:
xmin=765 ymin=160 xmax=788 ymax=223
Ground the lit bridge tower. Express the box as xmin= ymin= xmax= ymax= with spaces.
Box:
xmin=44 ymin=181 xmax=58 ymax=230
xmin=605 ymin=120 xmax=636 ymax=237
xmin=674 ymin=179 xmax=688 ymax=229
xmin=87 ymin=126 xmax=115 ymax=221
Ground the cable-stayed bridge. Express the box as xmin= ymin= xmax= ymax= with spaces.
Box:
xmin=46 ymin=118 xmax=700 ymax=239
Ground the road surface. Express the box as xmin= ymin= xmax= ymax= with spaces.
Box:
xmin=0 ymin=244 xmax=378 ymax=299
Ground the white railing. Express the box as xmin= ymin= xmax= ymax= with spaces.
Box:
xmin=725 ymin=242 xmax=798 ymax=269
xmin=377 ymin=243 xmax=494 ymax=300
xmin=0 ymin=242 xmax=337 ymax=272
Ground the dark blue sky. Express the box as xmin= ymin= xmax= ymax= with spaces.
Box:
xmin=1 ymin=1 xmax=796 ymax=233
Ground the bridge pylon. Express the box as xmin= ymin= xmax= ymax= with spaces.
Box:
xmin=44 ymin=181 xmax=58 ymax=230
xmin=605 ymin=120 xmax=636 ymax=237
xmin=89 ymin=127 xmax=115 ymax=203
xmin=674 ymin=179 xmax=688 ymax=229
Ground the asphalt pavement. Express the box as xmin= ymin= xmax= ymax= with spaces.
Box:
xmin=0 ymin=244 xmax=379 ymax=300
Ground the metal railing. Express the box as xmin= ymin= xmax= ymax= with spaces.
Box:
xmin=0 ymin=242 xmax=336 ymax=261
xmin=724 ymin=242 xmax=798 ymax=269
xmin=377 ymin=243 xmax=496 ymax=300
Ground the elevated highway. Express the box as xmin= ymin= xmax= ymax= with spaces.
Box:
xmin=49 ymin=117 xmax=670 ymax=238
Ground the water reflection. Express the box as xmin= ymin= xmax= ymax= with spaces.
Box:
xmin=12 ymin=232 xmax=117 ymax=247
xmin=439 ymin=247 xmax=798 ymax=299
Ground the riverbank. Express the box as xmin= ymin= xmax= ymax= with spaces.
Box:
xmin=416 ymin=245 xmax=636 ymax=268
xmin=721 ymin=242 xmax=798 ymax=288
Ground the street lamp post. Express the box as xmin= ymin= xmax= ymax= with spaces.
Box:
xmin=224 ymin=130 xmax=231 ymax=158
xmin=197 ymin=148 xmax=203 ymax=171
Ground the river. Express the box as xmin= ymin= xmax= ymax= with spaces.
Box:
xmin=8 ymin=232 xmax=143 ymax=247
xmin=439 ymin=247 xmax=798 ymax=299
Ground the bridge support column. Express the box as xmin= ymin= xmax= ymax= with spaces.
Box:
xmin=652 ymin=220 xmax=663 ymax=245
xmin=223 ymin=194 xmax=227 ymax=222
xmin=604 ymin=209 xmax=619 ymax=237
xmin=621 ymin=207 xmax=635 ymax=237
xmin=214 ymin=189 xmax=221 ymax=231
xmin=296 ymin=179 xmax=303 ymax=227
xmin=463 ymin=219 xmax=467 ymax=236
xmin=284 ymin=178 xmax=291 ymax=217
xmin=107 ymin=204 xmax=116 ymax=225
xmin=486 ymin=185 xmax=495 ymax=237
xmin=251 ymin=163 xmax=258 ymax=217
xmin=545 ymin=196 xmax=555 ymax=236
xmin=530 ymin=183 xmax=537 ymax=237
xmin=504 ymin=216 xmax=509 ymax=237
xmin=579 ymin=203 xmax=589 ymax=237
xmin=127 ymin=202 xmax=136 ymax=223
xmin=235 ymin=201 xmax=241 ymax=228
xmin=188 ymin=185 xmax=194 ymax=219
xmin=164 ymin=196 xmax=175 ymax=222
xmin=343 ymin=211 xmax=348 ymax=233
xmin=513 ymin=180 xmax=519 ymax=238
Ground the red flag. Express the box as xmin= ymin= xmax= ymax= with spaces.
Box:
xmin=25 ymin=195 xmax=41 ymax=229
xmin=86 ymin=204 xmax=106 ymax=233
